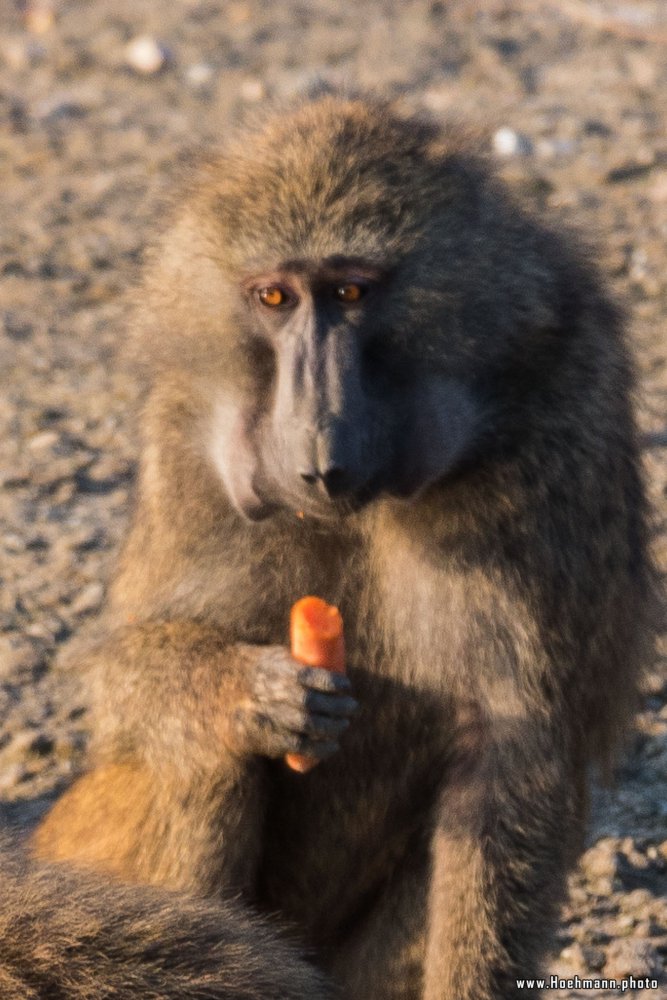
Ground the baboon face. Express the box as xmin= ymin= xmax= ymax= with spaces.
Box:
xmin=207 ymin=250 xmax=479 ymax=522
xmin=196 ymin=102 xmax=487 ymax=522
xmin=146 ymin=100 xmax=573 ymax=522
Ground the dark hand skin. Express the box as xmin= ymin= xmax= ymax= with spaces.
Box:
xmin=228 ymin=645 xmax=357 ymax=760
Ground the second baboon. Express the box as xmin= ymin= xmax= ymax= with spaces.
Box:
xmin=34 ymin=95 xmax=655 ymax=999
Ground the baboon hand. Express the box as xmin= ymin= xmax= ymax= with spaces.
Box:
xmin=227 ymin=645 xmax=358 ymax=760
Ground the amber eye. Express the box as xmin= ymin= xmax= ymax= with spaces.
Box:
xmin=258 ymin=286 xmax=289 ymax=308
xmin=335 ymin=283 xmax=366 ymax=304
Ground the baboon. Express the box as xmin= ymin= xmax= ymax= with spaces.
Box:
xmin=33 ymin=94 xmax=655 ymax=999
xmin=0 ymin=833 xmax=332 ymax=999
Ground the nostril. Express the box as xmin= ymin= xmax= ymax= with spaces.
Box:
xmin=299 ymin=471 xmax=318 ymax=486
xmin=320 ymin=466 xmax=350 ymax=498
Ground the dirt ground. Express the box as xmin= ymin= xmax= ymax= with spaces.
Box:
xmin=1 ymin=0 xmax=666 ymax=996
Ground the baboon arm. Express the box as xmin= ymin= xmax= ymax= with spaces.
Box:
xmin=424 ymin=708 xmax=578 ymax=1000
xmin=36 ymin=618 xmax=353 ymax=889
xmin=33 ymin=620 xmax=269 ymax=891
xmin=79 ymin=619 xmax=266 ymax=775
xmin=81 ymin=618 xmax=353 ymax=774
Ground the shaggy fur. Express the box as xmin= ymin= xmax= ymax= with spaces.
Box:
xmin=0 ymin=833 xmax=332 ymax=999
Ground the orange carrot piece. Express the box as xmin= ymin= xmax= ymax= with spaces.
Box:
xmin=285 ymin=596 xmax=345 ymax=773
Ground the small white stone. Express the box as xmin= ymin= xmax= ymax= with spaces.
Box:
xmin=125 ymin=35 xmax=167 ymax=76
xmin=240 ymin=78 xmax=266 ymax=102
xmin=2 ymin=534 xmax=25 ymax=553
xmin=492 ymin=127 xmax=532 ymax=158
xmin=421 ymin=86 xmax=456 ymax=114
xmin=0 ymin=762 xmax=26 ymax=792
xmin=3 ymin=37 xmax=29 ymax=71
xmin=28 ymin=430 xmax=58 ymax=451
xmin=25 ymin=622 xmax=56 ymax=642
xmin=185 ymin=62 xmax=214 ymax=87
xmin=536 ymin=137 xmax=577 ymax=160
xmin=70 ymin=582 xmax=105 ymax=616
xmin=558 ymin=942 xmax=586 ymax=971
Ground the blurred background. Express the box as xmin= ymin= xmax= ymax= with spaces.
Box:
xmin=0 ymin=1 xmax=666 ymax=995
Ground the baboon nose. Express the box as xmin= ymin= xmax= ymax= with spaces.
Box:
xmin=299 ymin=465 xmax=353 ymax=497
xmin=319 ymin=465 xmax=352 ymax=498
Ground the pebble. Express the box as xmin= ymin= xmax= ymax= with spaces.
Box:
xmin=3 ymin=37 xmax=33 ymax=72
xmin=227 ymin=2 xmax=251 ymax=24
xmin=76 ymin=456 xmax=133 ymax=493
xmin=605 ymin=937 xmax=661 ymax=979
xmin=625 ymin=50 xmax=658 ymax=91
xmin=28 ymin=430 xmax=59 ymax=452
xmin=23 ymin=2 xmax=55 ymax=34
xmin=35 ymin=101 xmax=84 ymax=125
xmin=125 ymin=36 xmax=168 ymax=76
xmin=628 ymin=247 xmax=661 ymax=297
xmin=4 ymin=312 xmax=34 ymax=341
xmin=421 ymin=87 xmax=457 ymax=115
xmin=69 ymin=582 xmax=104 ymax=616
xmin=31 ymin=455 xmax=91 ymax=488
xmin=645 ymin=844 xmax=664 ymax=865
xmin=579 ymin=838 xmax=620 ymax=893
xmin=0 ymin=638 xmax=45 ymax=680
xmin=24 ymin=621 xmax=58 ymax=643
xmin=67 ymin=527 xmax=106 ymax=553
xmin=558 ymin=941 xmax=587 ymax=972
xmin=621 ymin=888 xmax=654 ymax=912
xmin=643 ymin=672 xmax=667 ymax=698
xmin=629 ymin=247 xmax=650 ymax=281
xmin=580 ymin=944 xmax=606 ymax=971
xmin=617 ymin=912 xmax=638 ymax=931
xmin=3 ymin=534 xmax=26 ymax=554
xmin=0 ymin=730 xmax=37 ymax=758
xmin=535 ymin=137 xmax=578 ymax=160
xmin=0 ymin=466 xmax=30 ymax=488
xmin=185 ymin=63 xmax=214 ymax=88
xmin=240 ymin=78 xmax=267 ymax=102
xmin=49 ymin=480 xmax=76 ymax=505
xmin=650 ymin=170 xmax=667 ymax=203
xmin=492 ymin=127 xmax=533 ymax=158
xmin=0 ymin=763 xmax=27 ymax=792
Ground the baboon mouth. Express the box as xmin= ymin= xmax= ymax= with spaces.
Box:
xmin=238 ymin=497 xmax=282 ymax=522
xmin=295 ymin=479 xmax=385 ymax=520
xmin=234 ymin=476 xmax=282 ymax=521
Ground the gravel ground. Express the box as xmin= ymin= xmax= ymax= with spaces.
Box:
xmin=1 ymin=1 xmax=666 ymax=996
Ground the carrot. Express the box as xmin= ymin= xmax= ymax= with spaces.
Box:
xmin=285 ymin=596 xmax=345 ymax=773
